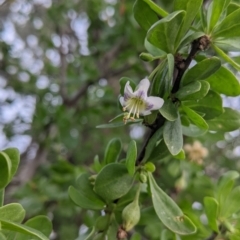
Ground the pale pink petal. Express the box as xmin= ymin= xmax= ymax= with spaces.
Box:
xmin=146 ymin=96 xmax=164 ymax=110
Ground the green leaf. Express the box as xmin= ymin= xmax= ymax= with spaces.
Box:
xmin=0 ymin=233 xmax=6 ymax=240
xmin=180 ymin=81 xmax=210 ymax=100
xmin=204 ymin=197 xmax=219 ymax=232
xmin=182 ymin=90 xmax=223 ymax=120
xmin=167 ymin=53 xmax=174 ymax=81
xmin=68 ymin=173 xmax=106 ymax=210
xmin=214 ymin=38 xmax=240 ymax=51
xmin=3 ymin=148 xmax=20 ymax=181
xmin=212 ymin=44 xmax=240 ymax=71
xmin=159 ymin=99 xmax=178 ymax=121
xmin=0 ymin=219 xmax=49 ymax=240
xmin=173 ymin=149 xmax=185 ymax=160
xmin=148 ymin=139 xmax=171 ymax=162
xmin=222 ymin=186 xmax=240 ymax=218
xmin=182 ymin=124 xmax=208 ymax=137
xmin=175 ymin=81 xmax=201 ymax=100
xmin=182 ymin=105 xmax=208 ymax=130
xmin=126 ymin=140 xmax=137 ymax=176
xmin=174 ymin=0 xmax=203 ymax=45
xmin=96 ymin=119 xmax=142 ymax=129
xmin=205 ymin=66 xmax=240 ymax=96
xmin=144 ymin=127 xmax=163 ymax=162
xmin=148 ymin=173 xmax=196 ymax=235
xmin=212 ymin=8 xmax=240 ymax=38
xmin=147 ymin=11 xmax=186 ymax=53
xmin=207 ymin=0 xmax=231 ymax=33
xmin=119 ymin=77 xmax=136 ymax=96
xmin=0 ymin=152 xmax=12 ymax=189
xmin=182 ymin=57 xmax=221 ymax=85
xmin=94 ymin=163 xmax=133 ymax=202
xmin=142 ymin=0 xmax=168 ymax=17
xmin=133 ymin=0 xmax=158 ymax=31
xmin=144 ymin=39 xmax=166 ymax=57
xmin=207 ymin=108 xmax=240 ymax=132
xmin=15 ymin=216 xmax=52 ymax=240
xmin=163 ymin=114 xmax=183 ymax=155
xmin=104 ymin=138 xmax=122 ymax=164
xmin=0 ymin=203 xmax=25 ymax=223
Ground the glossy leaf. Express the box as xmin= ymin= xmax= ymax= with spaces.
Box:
xmin=104 ymin=138 xmax=122 ymax=164
xmin=133 ymin=0 xmax=158 ymax=31
xmin=182 ymin=90 xmax=223 ymax=120
xmin=142 ymin=0 xmax=168 ymax=17
xmin=204 ymin=197 xmax=219 ymax=232
xmin=205 ymin=66 xmax=240 ymax=96
xmin=163 ymin=114 xmax=183 ymax=155
xmin=207 ymin=108 xmax=240 ymax=132
xmin=94 ymin=163 xmax=133 ymax=201
xmin=148 ymin=173 xmax=196 ymax=235
xmin=126 ymin=140 xmax=137 ymax=176
xmin=176 ymin=81 xmax=201 ymax=100
xmin=147 ymin=11 xmax=185 ymax=53
xmin=182 ymin=57 xmax=221 ymax=85
xmin=159 ymin=99 xmax=178 ymax=121
xmin=182 ymin=105 xmax=208 ymax=130
xmin=0 ymin=152 xmax=12 ymax=189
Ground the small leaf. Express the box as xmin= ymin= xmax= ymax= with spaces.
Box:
xmin=167 ymin=53 xmax=174 ymax=81
xmin=148 ymin=173 xmax=196 ymax=235
xmin=159 ymin=99 xmax=178 ymax=121
xmin=104 ymin=138 xmax=122 ymax=164
xmin=126 ymin=140 xmax=137 ymax=176
xmin=176 ymin=81 xmax=201 ymax=100
xmin=182 ymin=105 xmax=208 ymax=130
xmin=182 ymin=57 xmax=221 ymax=85
xmin=68 ymin=173 xmax=106 ymax=210
xmin=94 ymin=163 xmax=133 ymax=202
xmin=0 ymin=219 xmax=49 ymax=240
xmin=207 ymin=108 xmax=240 ymax=132
xmin=147 ymin=11 xmax=186 ymax=53
xmin=205 ymin=66 xmax=240 ymax=96
xmin=204 ymin=197 xmax=219 ymax=232
xmin=182 ymin=90 xmax=223 ymax=120
xmin=3 ymin=148 xmax=20 ymax=181
xmin=133 ymin=0 xmax=158 ymax=31
xmin=0 ymin=152 xmax=12 ymax=189
xmin=163 ymin=114 xmax=183 ymax=155
xmin=181 ymin=81 xmax=210 ymax=100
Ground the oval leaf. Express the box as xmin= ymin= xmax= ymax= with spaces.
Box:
xmin=176 ymin=81 xmax=201 ymax=100
xmin=204 ymin=197 xmax=219 ymax=232
xmin=126 ymin=140 xmax=137 ymax=176
xmin=104 ymin=138 xmax=122 ymax=164
xmin=0 ymin=152 xmax=12 ymax=189
xmin=163 ymin=114 xmax=183 ymax=155
xmin=0 ymin=203 xmax=25 ymax=223
xmin=94 ymin=163 xmax=133 ymax=202
xmin=159 ymin=99 xmax=178 ymax=121
xmin=148 ymin=173 xmax=196 ymax=235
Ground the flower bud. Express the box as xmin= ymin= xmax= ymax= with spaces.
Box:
xmin=144 ymin=162 xmax=156 ymax=172
xmin=139 ymin=172 xmax=147 ymax=183
xmin=139 ymin=53 xmax=155 ymax=62
xmin=122 ymin=198 xmax=140 ymax=231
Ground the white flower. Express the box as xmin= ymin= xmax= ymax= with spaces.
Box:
xmin=119 ymin=78 xmax=164 ymax=122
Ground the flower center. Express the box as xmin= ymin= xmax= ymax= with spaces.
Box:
xmin=123 ymin=97 xmax=146 ymax=122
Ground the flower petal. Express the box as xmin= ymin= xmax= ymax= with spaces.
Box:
xmin=146 ymin=96 xmax=164 ymax=110
xmin=124 ymin=81 xmax=134 ymax=99
xmin=134 ymin=78 xmax=150 ymax=99
xmin=141 ymin=110 xmax=152 ymax=116
xmin=119 ymin=96 xmax=125 ymax=106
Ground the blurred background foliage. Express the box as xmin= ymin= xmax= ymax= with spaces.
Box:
xmin=0 ymin=0 xmax=239 ymax=239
